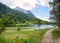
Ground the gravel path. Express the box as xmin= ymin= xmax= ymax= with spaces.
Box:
xmin=41 ymin=29 xmax=60 ymax=43
xmin=41 ymin=29 xmax=54 ymax=43
xmin=54 ymin=39 xmax=60 ymax=43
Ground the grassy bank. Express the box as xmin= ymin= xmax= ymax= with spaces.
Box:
xmin=0 ymin=29 xmax=48 ymax=43
xmin=52 ymin=28 xmax=60 ymax=39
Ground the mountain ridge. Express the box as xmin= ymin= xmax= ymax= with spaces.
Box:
xmin=0 ymin=2 xmax=38 ymax=27
xmin=14 ymin=6 xmax=36 ymax=19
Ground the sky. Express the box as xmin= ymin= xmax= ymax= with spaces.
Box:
xmin=0 ymin=0 xmax=53 ymax=21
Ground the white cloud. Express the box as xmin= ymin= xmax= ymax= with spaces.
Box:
xmin=36 ymin=16 xmax=50 ymax=21
xmin=0 ymin=0 xmax=52 ymax=21
xmin=0 ymin=0 xmax=37 ymax=10
xmin=40 ymin=17 xmax=50 ymax=21
xmin=37 ymin=0 xmax=53 ymax=7
xmin=0 ymin=0 xmax=52 ymax=10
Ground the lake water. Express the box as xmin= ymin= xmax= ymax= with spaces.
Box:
xmin=6 ymin=25 xmax=53 ymax=30
xmin=31 ymin=25 xmax=53 ymax=29
xmin=19 ymin=24 xmax=53 ymax=29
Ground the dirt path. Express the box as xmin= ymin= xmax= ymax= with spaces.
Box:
xmin=41 ymin=29 xmax=60 ymax=43
xmin=41 ymin=29 xmax=54 ymax=43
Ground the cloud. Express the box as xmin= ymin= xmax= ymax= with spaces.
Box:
xmin=0 ymin=0 xmax=52 ymax=10
xmin=36 ymin=16 xmax=50 ymax=21
xmin=37 ymin=0 xmax=53 ymax=7
xmin=0 ymin=0 xmax=37 ymax=10
xmin=0 ymin=0 xmax=52 ymax=21
xmin=40 ymin=17 xmax=50 ymax=21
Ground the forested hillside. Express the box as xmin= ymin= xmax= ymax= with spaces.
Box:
xmin=0 ymin=2 xmax=40 ymax=27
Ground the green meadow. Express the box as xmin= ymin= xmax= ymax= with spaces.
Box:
xmin=52 ymin=28 xmax=60 ymax=39
xmin=0 ymin=28 xmax=48 ymax=43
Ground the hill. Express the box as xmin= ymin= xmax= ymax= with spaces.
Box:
xmin=0 ymin=2 xmax=40 ymax=27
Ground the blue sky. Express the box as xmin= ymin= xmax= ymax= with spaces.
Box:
xmin=0 ymin=0 xmax=52 ymax=21
xmin=31 ymin=4 xmax=50 ymax=21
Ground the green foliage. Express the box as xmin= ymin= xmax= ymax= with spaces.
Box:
xmin=17 ymin=28 xmax=20 ymax=31
xmin=49 ymin=0 xmax=60 ymax=28
xmin=52 ymin=29 xmax=60 ymax=39
xmin=0 ymin=3 xmax=10 ymax=14
xmin=0 ymin=27 xmax=5 ymax=34
xmin=0 ymin=29 xmax=48 ymax=43
xmin=0 ymin=2 xmax=48 ymax=27
xmin=0 ymin=2 xmax=40 ymax=27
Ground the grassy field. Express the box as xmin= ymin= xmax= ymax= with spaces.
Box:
xmin=0 ymin=28 xmax=48 ymax=43
xmin=52 ymin=28 xmax=60 ymax=39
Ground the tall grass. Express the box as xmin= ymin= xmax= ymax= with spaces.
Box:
xmin=0 ymin=29 xmax=48 ymax=43
xmin=52 ymin=28 xmax=60 ymax=39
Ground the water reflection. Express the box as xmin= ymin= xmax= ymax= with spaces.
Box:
xmin=32 ymin=24 xmax=53 ymax=29
xmin=6 ymin=25 xmax=54 ymax=30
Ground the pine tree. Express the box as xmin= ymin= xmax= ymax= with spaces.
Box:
xmin=49 ymin=0 xmax=60 ymax=28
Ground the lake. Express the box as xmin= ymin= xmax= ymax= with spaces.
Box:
xmin=18 ymin=24 xmax=54 ymax=29
xmin=31 ymin=24 xmax=53 ymax=29
xmin=6 ymin=24 xmax=53 ymax=30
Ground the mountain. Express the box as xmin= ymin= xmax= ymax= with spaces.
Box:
xmin=15 ymin=7 xmax=28 ymax=14
xmin=15 ymin=7 xmax=36 ymax=19
xmin=0 ymin=2 xmax=38 ymax=27
xmin=0 ymin=2 xmax=50 ymax=27
xmin=0 ymin=2 xmax=11 ymax=14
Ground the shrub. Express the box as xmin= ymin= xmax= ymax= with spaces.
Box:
xmin=0 ymin=27 xmax=5 ymax=34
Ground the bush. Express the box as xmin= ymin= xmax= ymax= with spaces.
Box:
xmin=17 ymin=28 xmax=20 ymax=31
xmin=0 ymin=27 xmax=5 ymax=34
xmin=52 ymin=29 xmax=60 ymax=39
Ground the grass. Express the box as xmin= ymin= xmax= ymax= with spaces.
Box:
xmin=52 ymin=28 xmax=60 ymax=39
xmin=0 ymin=28 xmax=48 ymax=43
